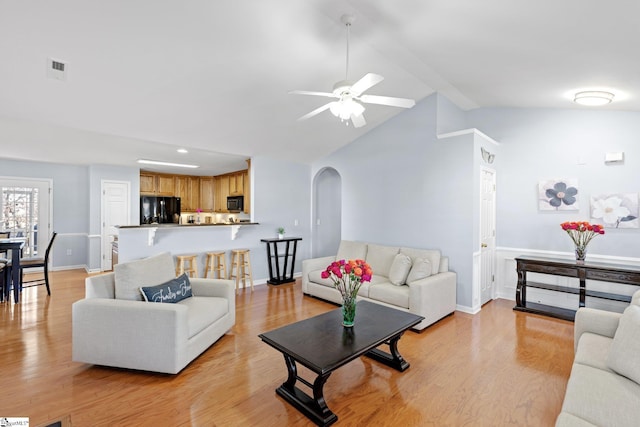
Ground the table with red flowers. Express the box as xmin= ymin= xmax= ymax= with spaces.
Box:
xmin=514 ymin=255 xmax=640 ymax=321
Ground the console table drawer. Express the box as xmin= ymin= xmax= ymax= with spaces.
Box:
xmin=519 ymin=262 xmax=578 ymax=278
xmin=586 ymin=270 xmax=640 ymax=285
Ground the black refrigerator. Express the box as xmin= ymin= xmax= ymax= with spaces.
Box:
xmin=140 ymin=196 xmax=181 ymax=224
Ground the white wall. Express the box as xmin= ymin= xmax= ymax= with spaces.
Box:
xmin=0 ymin=158 xmax=89 ymax=269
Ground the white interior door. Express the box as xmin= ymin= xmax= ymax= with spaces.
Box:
xmin=102 ymin=180 xmax=130 ymax=271
xmin=480 ymin=168 xmax=496 ymax=305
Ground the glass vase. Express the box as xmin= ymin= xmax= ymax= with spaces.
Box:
xmin=575 ymin=245 xmax=587 ymax=264
xmin=341 ymin=296 xmax=357 ymax=327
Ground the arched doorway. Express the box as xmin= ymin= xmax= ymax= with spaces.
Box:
xmin=312 ymin=167 xmax=341 ymax=258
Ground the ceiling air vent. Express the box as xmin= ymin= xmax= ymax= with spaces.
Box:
xmin=46 ymin=57 xmax=67 ymax=81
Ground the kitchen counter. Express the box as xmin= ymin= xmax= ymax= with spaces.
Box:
xmin=118 ymin=222 xmax=258 ymax=229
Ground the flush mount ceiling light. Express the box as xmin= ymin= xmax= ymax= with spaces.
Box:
xmin=574 ymin=91 xmax=615 ymax=106
xmin=137 ymin=159 xmax=199 ymax=169
xmin=176 ymin=148 xmax=188 ymax=154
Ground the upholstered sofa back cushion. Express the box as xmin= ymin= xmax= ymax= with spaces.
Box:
xmin=607 ymin=305 xmax=640 ymax=384
xmin=400 ymin=248 xmax=442 ymax=276
xmin=114 ymin=252 xmax=176 ymax=301
xmin=336 ymin=240 xmax=368 ymax=262
xmin=366 ymin=244 xmax=400 ymax=278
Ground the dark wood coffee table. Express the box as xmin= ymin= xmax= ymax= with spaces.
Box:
xmin=258 ymin=300 xmax=423 ymax=426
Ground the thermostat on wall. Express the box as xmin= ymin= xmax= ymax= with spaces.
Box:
xmin=605 ymin=152 xmax=624 ymax=163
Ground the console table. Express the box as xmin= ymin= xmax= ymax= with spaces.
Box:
xmin=514 ymin=256 xmax=640 ymax=321
xmin=260 ymin=237 xmax=302 ymax=285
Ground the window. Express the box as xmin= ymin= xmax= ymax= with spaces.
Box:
xmin=0 ymin=178 xmax=51 ymax=257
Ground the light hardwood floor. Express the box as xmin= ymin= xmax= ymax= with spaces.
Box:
xmin=0 ymin=270 xmax=574 ymax=426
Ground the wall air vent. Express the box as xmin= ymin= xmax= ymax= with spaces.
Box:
xmin=46 ymin=57 xmax=68 ymax=81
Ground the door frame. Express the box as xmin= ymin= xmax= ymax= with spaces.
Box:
xmin=0 ymin=176 xmax=53 ymax=257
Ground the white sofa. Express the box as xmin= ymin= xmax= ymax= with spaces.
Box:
xmin=302 ymin=240 xmax=457 ymax=330
xmin=556 ymin=290 xmax=640 ymax=426
xmin=72 ymin=252 xmax=235 ymax=374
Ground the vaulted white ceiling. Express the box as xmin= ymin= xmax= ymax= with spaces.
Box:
xmin=0 ymin=1 xmax=638 ymax=175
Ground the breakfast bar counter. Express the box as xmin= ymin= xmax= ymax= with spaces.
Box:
xmin=115 ymin=222 xmax=261 ymax=270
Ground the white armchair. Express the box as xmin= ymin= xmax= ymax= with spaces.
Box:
xmin=72 ymin=252 xmax=235 ymax=374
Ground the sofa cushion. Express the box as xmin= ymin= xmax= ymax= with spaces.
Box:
xmin=368 ymin=282 xmax=410 ymax=309
xmin=400 ymin=248 xmax=441 ymax=275
xmin=607 ymin=304 xmax=640 ymax=384
xmin=560 ymin=363 xmax=640 ymax=427
xmin=574 ymin=332 xmax=614 ymax=373
xmin=365 ymin=244 xmax=399 ymax=278
xmin=336 ymin=241 xmax=368 ymax=262
xmin=114 ymin=252 xmax=176 ymax=301
xmin=178 ymin=296 xmax=229 ymax=339
xmin=406 ymin=258 xmax=432 ymax=284
xmin=388 ymin=253 xmax=412 ymax=285
xmin=140 ymin=273 xmax=192 ymax=303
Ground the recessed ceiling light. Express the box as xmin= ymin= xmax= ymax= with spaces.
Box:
xmin=574 ymin=91 xmax=615 ymax=106
xmin=177 ymin=148 xmax=188 ymax=154
xmin=137 ymin=159 xmax=199 ymax=169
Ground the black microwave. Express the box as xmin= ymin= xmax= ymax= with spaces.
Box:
xmin=227 ymin=196 xmax=244 ymax=212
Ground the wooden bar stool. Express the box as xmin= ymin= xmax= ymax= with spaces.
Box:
xmin=175 ymin=254 xmax=198 ymax=278
xmin=229 ymin=249 xmax=253 ymax=293
xmin=204 ymin=251 xmax=227 ymax=279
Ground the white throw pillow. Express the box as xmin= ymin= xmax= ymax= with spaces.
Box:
xmin=388 ymin=253 xmax=412 ymax=286
xmin=607 ymin=304 xmax=640 ymax=384
xmin=406 ymin=258 xmax=432 ymax=284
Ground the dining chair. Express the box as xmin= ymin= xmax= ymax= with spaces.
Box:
xmin=0 ymin=231 xmax=10 ymax=259
xmin=17 ymin=231 xmax=57 ymax=295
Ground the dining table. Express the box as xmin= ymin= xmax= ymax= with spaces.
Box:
xmin=0 ymin=238 xmax=26 ymax=303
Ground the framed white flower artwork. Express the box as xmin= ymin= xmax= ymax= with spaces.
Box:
xmin=590 ymin=193 xmax=639 ymax=228
xmin=538 ymin=179 xmax=579 ymax=211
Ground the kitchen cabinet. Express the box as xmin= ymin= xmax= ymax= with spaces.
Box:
xmin=200 ymin=177 xmax=215 ymax=212
xmin=156 ymin=174 xmax=175 ymax=196
xmin=243 ymin=169 xmax=250 ymax=214
xmin=229 ymin=172 xmax=244 ymax=196
xmin=140 ymin=173 xmax=156 ymax=194
xmin=175 ymin=176 xmax=200 ymax=211
xmin=216 ymin=175 xmax=230 ymax=212
xmin=140 ymin=172 xmax=175 ymax=196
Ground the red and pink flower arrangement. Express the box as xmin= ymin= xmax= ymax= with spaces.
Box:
xmin=321 ymin=259 xmax=372 ymax=326
xmin=560 ymin=221 xmax=605 ymax=262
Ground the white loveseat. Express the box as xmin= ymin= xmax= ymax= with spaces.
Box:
xmin=302 ymin=240 xmax=457 ymax=330
xmin=556 ymin=290 xmax=640 ymax=426
xmin=72 ymin=252 xmax=235 ymax=374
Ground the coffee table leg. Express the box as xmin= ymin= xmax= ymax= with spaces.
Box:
xmin=365 ymin=332 xmax=410 ymax=371
xmin=276 ymin=354 xmax=338 ymax=426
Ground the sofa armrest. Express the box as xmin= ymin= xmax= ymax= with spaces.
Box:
xmin=574 ymin=307 xmax=622 ymax=352
xmin=408 ymin=271 xmax=457 ymax=329
xmin=302 ymin=255 xmax=335 ymax=292
xmin=85 ymin=272 xmax=116 ymax=299
xmin=72 ymin=298 xmax=188 ymax=372
xmin=191 ymin=278 xmax=235 ymax=300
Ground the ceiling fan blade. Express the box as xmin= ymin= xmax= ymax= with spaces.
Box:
xmin=289 ymin=90 xmax=336 ymax=98
xmin=351 ymin=113 xmax=366 ymax=128
xmin=359 ymin=94 xmax=416 ymax=108
xmin=297 ymin=102 xmax=335 ymax=121
xmin=350 ymin=73 xmax=384 ymax=96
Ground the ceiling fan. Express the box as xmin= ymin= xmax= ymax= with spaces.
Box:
xmin=290 ymin=14 xmax=415 ymax=128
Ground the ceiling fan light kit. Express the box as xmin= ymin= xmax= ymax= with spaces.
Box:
xmin=290 ymin=14 xmax=415 ymax=128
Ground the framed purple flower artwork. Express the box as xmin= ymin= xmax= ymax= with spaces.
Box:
xmin=590 ymin=193 xmax=639 ymax=228
xmin=538 ymin=179 xmax=579 ymax=211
